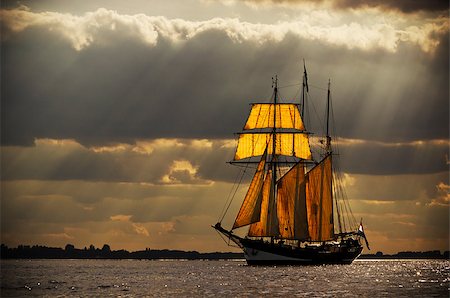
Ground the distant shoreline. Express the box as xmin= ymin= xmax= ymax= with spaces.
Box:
xmin=1 ymin=244 xmax=448 ymax=260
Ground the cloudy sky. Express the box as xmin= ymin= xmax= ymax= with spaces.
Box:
xmin=1 ymin=0 xmax=448 ymax=253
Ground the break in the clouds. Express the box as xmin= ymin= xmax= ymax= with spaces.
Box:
xmin=1 ymin=139 xmax=235 ymax=183
xmin=2 ymin=163 xmax=448 ymax=252
xmin=1 ymin=138 xmax=448 ymax=183
xmin=2 ymin=138 xmax=448 ymax=252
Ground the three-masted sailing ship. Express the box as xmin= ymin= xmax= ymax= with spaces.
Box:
xmin=213 ymin=65 xmax=369 ymax=265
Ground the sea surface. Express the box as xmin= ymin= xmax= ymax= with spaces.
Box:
xmin=1 ymin=259 xmax=448 ymax=297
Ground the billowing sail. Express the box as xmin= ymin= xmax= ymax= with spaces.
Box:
xmin=234 ymin=133 xmax=311 ymax=160
xmin=244 ymin=104 xmax=305 ymax=130
xmin=232 ymin=149 xmax=267 ymax=229
xmin=277 ymin=162 xmax=309 ymax=239
xmin=248 ymin=169 xmax=279 ymax=237
xmin=305 ymin=155 xmax=334 ymax=241
xmin=235 ymin=103 xmax=311 ymax=161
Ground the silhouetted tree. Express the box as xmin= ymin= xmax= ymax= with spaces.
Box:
xmin=101 ymin=244 xmax=111 ymax=253
xmin=65 ymin=244 xmax=75 ymax=252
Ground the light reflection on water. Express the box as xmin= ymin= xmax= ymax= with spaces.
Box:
xmin=1 ymin=259 xmax=448 ymax=297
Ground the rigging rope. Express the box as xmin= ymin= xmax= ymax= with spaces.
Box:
xmin=218 ymin=165 xmax=248 ymax=223
xmin=329 ymin=93 xmax=358 ymax=231
xmin=218 ymin=97 xmax=272 ymax=224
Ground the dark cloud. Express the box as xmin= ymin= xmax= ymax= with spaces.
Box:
xmin=3 ymin=0 xmax=448 ymax=14
xmin=346 ymin=171 xmax=447 ymax=201
xmin=0 ymin=139 xmax=240 ymax=182
xmin=1 ymin=27 xmax=268 ymax=146
xmin=304 ymin=33 xmax=449 ymax=143
xmin=336 ymin=140 xmax=448 ymax=175
xmin=240 ymin=0 xmax=449 ymax=13
xmin=1 ymin=22 xmax=448 ymax=147
xmin=1 ymin=137 xmax=447 ymax=187
xmin=333 ymin=0 xmax=449 ymax=13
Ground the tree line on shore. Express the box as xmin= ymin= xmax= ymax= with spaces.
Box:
xmin=0 ymin=244 xmax=448 ymax=260
xmin=0 ymin=244 xmax=243 ymax=259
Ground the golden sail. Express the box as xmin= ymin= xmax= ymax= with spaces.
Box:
xmin=276 ymin=161 xmax=309 ymax=239
xmin=234 ymin=133 xmax=312 ymax=160
xmin=306 ymin=154 xmax=333 ymax=241
xmin=244 ymin=103 xmax=305 ymax=130
xmin=232 ymin=149 xmax=267 ymax=229
xmin=248 ymin=169 xmax=279 ymax=237
xmin=234 ymin=103 xmax=312 ymax=161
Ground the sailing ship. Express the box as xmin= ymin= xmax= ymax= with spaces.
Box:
xmin=213 ymin=64 xmax=369 ymax=265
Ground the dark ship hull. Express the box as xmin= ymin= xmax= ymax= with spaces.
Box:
xmin=214 ymin=223 xmax=363 ymax=265
xmin=241 ymin=238 xmax=362 ymax=265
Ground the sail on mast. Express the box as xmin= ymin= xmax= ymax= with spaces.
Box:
xmin=275 ymin=154 xmax=334 ymax=241
xmin=244 ymin=103 xmax=305 ymax=130
xmin=306 ymin=154 xmax=334 ymax=241
xmin=277 ymin=161 xmax=309 ymax=239
xmin=232 ymin=149 xmax=268 ymax=229
xmin=234 ymin=133 xmax=311 ymax=160
xmin=248 ymin=169 xmax=279 ymax=237
xmin=234 ymin=103 xmax=312 ymax=161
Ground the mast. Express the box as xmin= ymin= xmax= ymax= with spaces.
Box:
xmin=319 ymin=78 xmax=329 ymax=241
xmin=326 ymin=79 xmax=331 ymax=153
xmin=272 ymin=76 xmax=278 ymax=165
xmin=271 ymin=75 xmax=278 ymax=240
xmin=301 ymin=60 xmax=308 ymax=119
xmin=326 ymin=79 xmax=336 ymax=237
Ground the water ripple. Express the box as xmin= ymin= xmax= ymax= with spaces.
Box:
xmin=0 ymin=259 xmax=448 ymax=297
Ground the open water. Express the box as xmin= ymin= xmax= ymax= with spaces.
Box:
xmin=1 ymin=259 xmax=448 ymax=297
